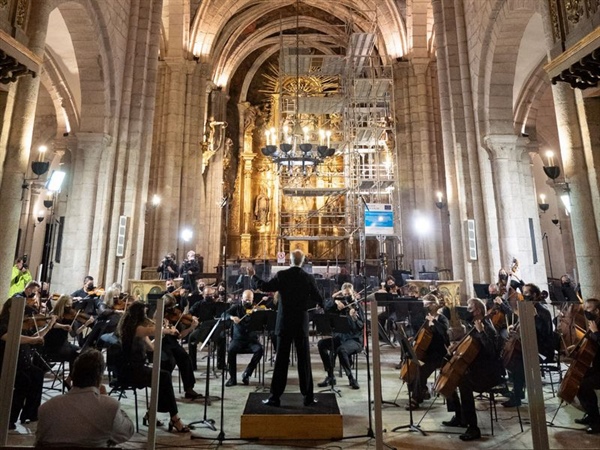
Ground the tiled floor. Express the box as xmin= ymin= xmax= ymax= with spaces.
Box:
xmin=6 ymin=339 xmax=600 ymax=449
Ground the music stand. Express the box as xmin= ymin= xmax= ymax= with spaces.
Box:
xmin=374 ymin=293 xmax=397 ymax=347
xmin=189 ymin=318 xmax=225 ymax=431
xmin=313 ymin=313 xmax=352 ymax=397
xmin=245 ymin=309 xmax=275 ymax=392
xmin=391 ymin=326 xmax=426 ymax=436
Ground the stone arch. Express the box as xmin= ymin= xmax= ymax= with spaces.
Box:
xmin=52 ymin=0 xmax=114 ymax=134
xmin=191 ymin=0 xmax=406 ymax=65
xmin=478 ymin=0 xmax=539 ymax=138
xmin=513 ymin=60 xmax=551 ymax=140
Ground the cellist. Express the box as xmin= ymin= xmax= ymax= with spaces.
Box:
xmin=441 ymin=298 xmax=504 ymax=441
xmin=406 ymin=294 xmax=449 ymax=410
xmin=573 ymin=298 xmax=600 ymax=434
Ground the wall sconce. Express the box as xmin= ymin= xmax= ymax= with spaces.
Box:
xmin=31 ymin=145 xmax=49 ymax=176
xmin=36 ymin=210 xmax=45 ymax=223
xmin=435 ymin=191 xmax=446 ymax=210
xmin=543 ymin=150 xmax=561 ymax=180
xmin=538 ymin=194 xmax=549 ymax=213
xmin=43 ymin=193 xmax=53 ymax=209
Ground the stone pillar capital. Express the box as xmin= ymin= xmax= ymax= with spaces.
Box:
xmin=73 ymin=132 xmax=111 ymax=160
xmin=484 ymin=134 xmax=529 ymax=160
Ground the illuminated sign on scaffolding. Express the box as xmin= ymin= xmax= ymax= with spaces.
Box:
xmin=364 ymin=203 xmax=394 ymax=236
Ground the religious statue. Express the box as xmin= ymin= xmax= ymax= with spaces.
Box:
xmin=254 ymin=188 xmax=270 ymax=225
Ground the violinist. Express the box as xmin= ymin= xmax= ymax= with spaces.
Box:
xmin=502 ymin=283 xmax=554 ymax=408
xmin=13 ymin=281 xmax=42 ymax=315
xmin=224 ymin=290 xmax=264 ymax=387
xmin=317 ymin=282 xmax=364 ymax=390
xmin=442 ymin=298 xmax=504 ymax=441
xmin=71 ymin=276 xmax=103 ymax=345
xmin=161 ymin=293 xmax=202 ymax=400
xmin=116 ymin=301 xmax=190 ymax=432
xmin=406 ymin=294 xmax=449 ymax=410
xmin=82 ymin=287 xmax=125 ymax=350
xmin=0 ymin=296 xmax=57 ymax=429
xmin=42 ymin=294 xmax=81 ymax=389
xmin=573 ymin=298 xmax=600 ymax=434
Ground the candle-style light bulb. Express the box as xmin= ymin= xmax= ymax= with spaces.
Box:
xmin=326 ymin=130 xmax=332 ymax=148
xmin=436 ymin=191 xmax=443 ymax=203
xmin=265 ymin=129 xmax=271 ymax=146
xmin=545 ymin=150 xmax=554 ymax=167
xmin=270 ymin=127 xmax=277 ymax=145
xmin=302 ymin=126 xmax=309 ymax=144
xmin=540 ymin=193 xmax=546 ymax=203
xmin=318 ymin=129 xmax=325 ymax=146
xmin=38 ymin=145 xmax=47 ymax=162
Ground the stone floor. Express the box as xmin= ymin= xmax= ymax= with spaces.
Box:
xmin=6 ymin=339 xmax=600 ymax=449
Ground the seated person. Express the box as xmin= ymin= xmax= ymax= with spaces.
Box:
xmin=317 ymin=283 xmax=364 ymax=389
xmin=442 ymin=298 xmax=505 ymax=441
xmin=36 ymin=349 xmax=134 ymax=447
xmin=407 ymin=294 xmax=449 ymax=409
xmin=225 ymin=290 xmax=264 ymax=386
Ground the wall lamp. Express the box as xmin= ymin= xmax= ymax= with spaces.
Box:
xmin=543 ymin=150 xmax=561 ymax=180
xmin=538 ymin=194 xmax=549 ymax=213
xmin=435 ymin=191 xmax=446 ymax=210
xmin=31 ymin=145 xmax=49 ymax=176
xmin=36 ymin=210 xmax=45 ymax=224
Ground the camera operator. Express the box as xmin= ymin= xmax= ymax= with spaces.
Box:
xmin=180 ymin=250 xmax=200 ymax=293
xmin=157 ymin=252 xmax=178 ymax=280
xmin=8 ymin=257 xmax=33 ymax=298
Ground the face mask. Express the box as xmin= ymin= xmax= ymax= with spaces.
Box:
xmin=523 ymin=295 xmax=532 ymax=301
xmin=243 ymin=301 xmax=252 ymax=308
xmin=465 ymin=310 xmax=474 ymax=322
xmin=167 ymin=286 xmax=175 ymax=293
xmin=584 ymin=310 xmax=598 ymax=321
xmin=27 ymin=292 xmax=36 ymax=298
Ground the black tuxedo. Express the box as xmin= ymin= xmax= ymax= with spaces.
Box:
xmin=252 ymin=266 xmax=323 ymax=403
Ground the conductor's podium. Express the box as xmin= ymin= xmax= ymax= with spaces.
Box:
xmin=240 ymin=392 xmax=343 ymax=440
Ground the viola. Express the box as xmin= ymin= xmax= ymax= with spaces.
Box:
xmin=434 ymin=328 xmax=480 ymax=397
xmin=113 ymin=297 xmax=132 ymax=311
xmin=558 ymin=330 xmax=598 ymax=403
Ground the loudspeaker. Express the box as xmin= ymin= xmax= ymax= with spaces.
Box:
xmin=116 ymin=215 xmax=127 ymax=257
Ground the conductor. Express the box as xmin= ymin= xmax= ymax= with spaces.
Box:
xmin=248 ymin=249 xmax=323 ymax=407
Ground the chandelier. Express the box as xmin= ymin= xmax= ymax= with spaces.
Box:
xmin=260 ymin=0 xmax=336 ymax=174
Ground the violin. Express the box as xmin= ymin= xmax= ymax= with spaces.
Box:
xmin=113 ymin=296 xmax=132 ymax=311
xmin=85 ymin=287 xmax=105 ymax=298
xmin=62 ymin=307 xmax=92 ymax=325
xmin=164 ymin=307 xmax=195 ymax=328
xmin=22 ymin=314 xmax=53 ymax=332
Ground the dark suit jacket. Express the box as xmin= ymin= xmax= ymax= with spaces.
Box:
xmin=252 ymin=266 xmax=323 ymax=338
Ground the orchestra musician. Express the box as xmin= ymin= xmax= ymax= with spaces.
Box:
xmin=81 ymin=287 xmax=125 ymax=350
xmin=441 ymin=298 xmax=505 ymax=441
xmin=161 ymin=294 xmax=202 ymax=400
xmin=157 ymin=252 xmax=178 ymax=280
xmin=573 ymin=298 xmax=600 ymax=434
xmin=317 ymin=282 xmax=364 ymax=390
xmin=71 ymin=276 xmax=103 ymax=345
xmin=248 ymin=249 xmax=324 ymax=407
xmin=407 ymin=293 xmax=449 ymax=409
xmin=0 ymin=296 xmax=57 ymax=429
xmin=501 ymin=283 xmax=554 ymax=407
xmin=224 ymin=290 xmax=264 ymax=387
xmin=13 ymin=281 xmax=42 ymax=315
xmin=487 ymin=283 xmax=512 ymax=339
xmin=116 ymin=301 xmax=190 ymax=432
xmin=42 ymin=294 xmax=81 ymax=390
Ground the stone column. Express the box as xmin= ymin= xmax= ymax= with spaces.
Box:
xmin=485 ymin=135 xmax=532 ymax=271
xmin=56 ymin=133 xmax=106 ymax=288
xmin=552 ymin=84 xmax=600 ymax=296
xmin=0 ymin=2 xmax=52 ymax=299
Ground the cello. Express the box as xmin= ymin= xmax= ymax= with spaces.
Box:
xmin=557 ymin=330 xmax=598 ymax=404
xmin=434 ymin=327 xmax=480 ymax=397
xmin=400 ymin=324 xmax=432 ymax=383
